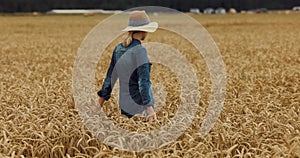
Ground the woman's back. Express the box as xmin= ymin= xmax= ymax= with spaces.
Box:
xmin=109 ymin=39 xmax=154 ymax=116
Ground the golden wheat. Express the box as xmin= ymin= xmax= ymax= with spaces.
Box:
xmin=0 ymin=13 xmax=299 ymax=157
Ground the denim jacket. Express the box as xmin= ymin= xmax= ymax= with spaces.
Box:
xmin=98 ymin=39 xmax=154 ymax=116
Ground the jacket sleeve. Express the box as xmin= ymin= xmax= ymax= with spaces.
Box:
xmin=135 ymin=47 xmax=153 ymax=106
xmin=97 ymin=48 xmax=118 ymax=100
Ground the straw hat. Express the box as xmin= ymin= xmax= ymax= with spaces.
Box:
xmin=122 ymin=10 xmax=158 ymax=32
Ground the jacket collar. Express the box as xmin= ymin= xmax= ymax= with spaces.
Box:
xmin=130 ymin=38 xmax=141 ymax=47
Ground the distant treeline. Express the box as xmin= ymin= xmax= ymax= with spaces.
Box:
xmin=0 ymin=0 xmax=299 ymax=13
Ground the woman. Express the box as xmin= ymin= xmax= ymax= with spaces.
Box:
xmin=97 ymin=11 xmax=158 ymax=122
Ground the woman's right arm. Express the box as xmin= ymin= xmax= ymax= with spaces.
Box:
xmin=135 ymin=47 xmax=156 ymax=121
xmin=135 ymin=48 xmax=153 ymax=106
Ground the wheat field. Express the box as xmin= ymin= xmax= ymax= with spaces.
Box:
xmin=0 ymin=13 xmax=299 ymax=157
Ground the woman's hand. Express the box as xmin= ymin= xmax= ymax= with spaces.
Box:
xmin=147 ymin=106 xmax=156 ymax=122
xmin=98 ymin=97 xmax=105 ymax=108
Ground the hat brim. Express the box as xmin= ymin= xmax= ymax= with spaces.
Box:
xmin=122 ymin=22 xmax=158 ymax=33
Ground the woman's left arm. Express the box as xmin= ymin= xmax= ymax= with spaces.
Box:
xmin=97 ymin=48 xmax=118 ymax=101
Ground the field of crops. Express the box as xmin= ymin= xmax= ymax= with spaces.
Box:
xmin=0 ymin=12 xmax=299 ymax=157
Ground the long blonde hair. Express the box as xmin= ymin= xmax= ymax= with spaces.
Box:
xmin=122 ymin=31 xmax=134 ymax=47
